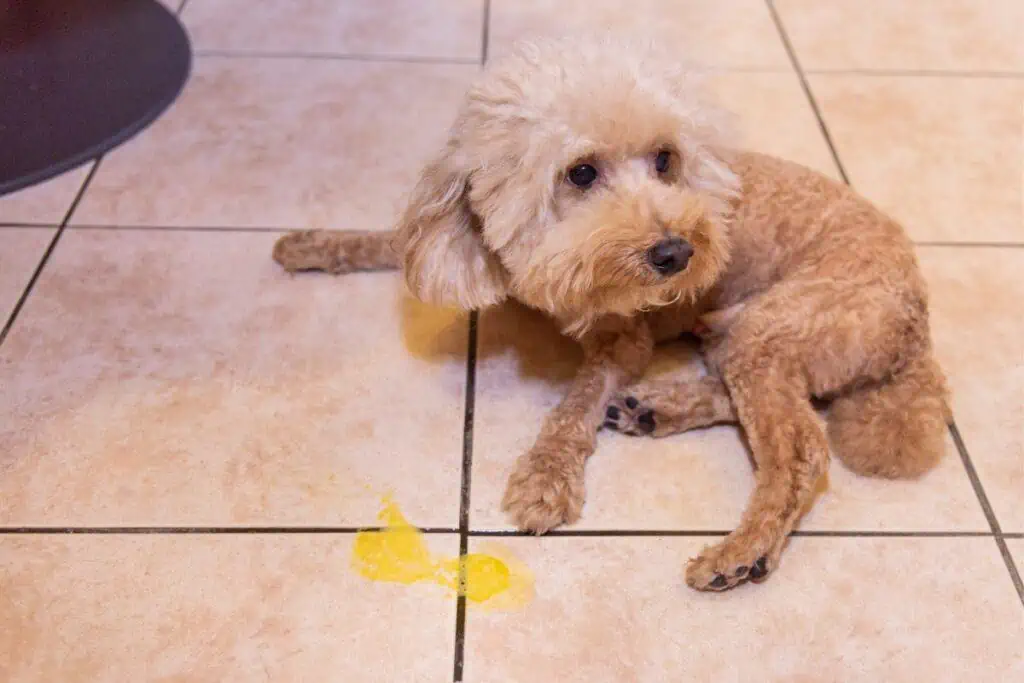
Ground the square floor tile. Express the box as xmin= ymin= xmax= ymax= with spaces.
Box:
xmin=919 ymin=247 xmax=1024 ymax=532
xmin=0 ymin=166 xmax=90 ymax=226
xmin=469 ymin=303 xmax=986 ymax=532
xmin=706 ymin=71 xmax=840 ymax=179
xmin=775 ymin=0 xmax=1024 ymax=72
xmin=72 ymin=58 xmax=478 ymax=229
xmin=811 ymin=75 xmax=1024 ymax=243
xmin=463 ymin=536 xmax=1024 ymax=682
xmin=488 ymin=0 xmax=789 ymax=68
xmin=0 ymin=534 xmax=458 ymax=682
xmin=183 ymin=0 xmax=484 ymax=61
xmin=0 ymin=228 xmax=55 ymax=323
xmin=0 ymin=230 xmax=468 ymax=527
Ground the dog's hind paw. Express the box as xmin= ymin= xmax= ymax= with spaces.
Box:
xmin=603 ymin=396 xmax=659 ymax=436
xmin=273 ymin=230 xmax=337 ymax=273
xmin=604 ymin=376 xmax=737 ymax=438
xmin=685 ymin=533 xmax=780 ymax=592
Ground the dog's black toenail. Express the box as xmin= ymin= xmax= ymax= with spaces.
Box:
xmin=749 ymin=556 xmax=769 ymax=580
xmin=710 ymin=574 xmax=728 ymax=589
xmin=735 ymin=565 xmax=749 ymax=578
xmin=606 ymin=406 xmax=620 ymax=420
xmin=637 ymin=410 xmax=656 ymax=433
xmin=625 ymin=396 xmax=639 ymax=410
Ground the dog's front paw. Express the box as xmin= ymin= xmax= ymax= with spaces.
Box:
xmin=501 ymin=440 xmax=587 ymax=534
xmin=685 ymin=532 xmax=781 ymax=592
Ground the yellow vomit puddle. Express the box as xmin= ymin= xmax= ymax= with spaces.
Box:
xmin=353 ymin=497 xmax=533 ymax=609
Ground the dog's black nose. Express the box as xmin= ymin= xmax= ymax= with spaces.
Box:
xmin=646 ymin=238 xmax=693 ymax=276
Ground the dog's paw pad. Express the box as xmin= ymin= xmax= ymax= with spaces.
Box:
xmin=748 ymin=556 xmax=770 ymax=582
xmin=686 ymin=542 xmax=777 ymax=592
xmin=636 ymin=409 xmax=656 ymax=433
xmin=701 ymin=564 xmax=757 ymax=592
xmin=603 ymin=397 xmax=658 ymax=436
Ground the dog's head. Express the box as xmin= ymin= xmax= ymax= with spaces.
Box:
xmin=395 ymin=36 xmax=739 ymax=336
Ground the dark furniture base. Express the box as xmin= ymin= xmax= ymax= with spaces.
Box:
xmin=0 ymin=0 xmax=192 ymax=196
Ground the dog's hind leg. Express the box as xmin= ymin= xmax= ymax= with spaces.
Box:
xmin=684 ymin=278 xmax=936 ymax=591
xmin=273 ymin=230 xmax=400 ymax=274
xmin=685 ymin=359 xmax=830 ymax=592
xmin=604 ymin=376 xmax=737 ymax=437
xmin=827 ymin=352 xmax=950 ymax=479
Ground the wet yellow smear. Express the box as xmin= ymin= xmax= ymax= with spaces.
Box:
xmin=352 ymin=497 xmax=533 ymax=608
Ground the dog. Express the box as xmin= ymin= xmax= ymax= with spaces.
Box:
xmin=271 ymin=35 xmax=950 ymax=592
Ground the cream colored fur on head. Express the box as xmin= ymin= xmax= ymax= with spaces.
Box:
xmin=394 ymin=35 xmax=740 ymax=336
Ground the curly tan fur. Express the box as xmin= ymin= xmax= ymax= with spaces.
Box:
xmin=272 ymin=35 xmax=951 ymax=592
xmin=273 ymin=229 xmax=399 ymax=274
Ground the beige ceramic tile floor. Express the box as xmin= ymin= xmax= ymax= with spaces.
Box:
xmin=1 ymin=1 xmax=1021 ymax=681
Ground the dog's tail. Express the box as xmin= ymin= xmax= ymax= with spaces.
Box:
xmin=272 ymin=229 xmax=400 ymax=274
xmin=826 ymin=352 xmax=951 ymax=479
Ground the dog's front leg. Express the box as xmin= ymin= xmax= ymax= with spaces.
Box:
xmin=501 ymin=317 xmax=654 ymax=533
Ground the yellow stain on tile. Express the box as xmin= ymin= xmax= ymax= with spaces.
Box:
xmin=352 ymin=497 xmax=533 ymax=609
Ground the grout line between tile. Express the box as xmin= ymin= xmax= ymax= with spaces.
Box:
xmin=914 ymin=241 xmax=1024 ymax=249
xmin=193 ymin=50 xmax=479 ymax=66
xmin=452 ymin=311 xmax=478 ymax=683
xmin=70 ymin=223 xmax=304 ymax=233
xmin=453 ymin=17 xmax=491 ymax=678
xmin=468 ymin=529 xmax=995 ymax=538
xmin=948 ymin=422 xmax=1024 ymax=606
xmin=472 ymin=529 xmax=730 ymax=538
xmin=764 ymin=0 xmax=850 ymax=185
xmin=458 ymin=315 xmax=479 ymax=540
xmin=0 ymin=222 xmax=57 ymax=230
xmin=804 ymin=67 xmax=1024 ymax=80
xmin=793 ymin=529 xmax=993 ymax=538
xmin=0 ymin=526 xmax=998 ymax=538
xmin=480 ymin=0 xmax=491 ymax=66
xmin=188 ymin=49 xmax=818 ymax=74
xmin=0 ymin=526 xmax=458 ymax=535
xmin=164 ymin=47 xmax=1024 ymax=78
xmin=0 ymin=159 xmax=102 ymax=348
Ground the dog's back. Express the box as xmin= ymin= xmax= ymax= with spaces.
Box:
xmin=703 ymin=151 xmax=950 ymax=479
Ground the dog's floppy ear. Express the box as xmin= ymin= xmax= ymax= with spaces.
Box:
xmin=394 ymin=145 xmax=508 ymax=310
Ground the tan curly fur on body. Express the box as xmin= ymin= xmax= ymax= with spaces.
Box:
xmin=273 ymin=36 xmax=950 ymax=592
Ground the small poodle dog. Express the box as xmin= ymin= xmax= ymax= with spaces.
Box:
xmin=272 ymin=36 xmax=950 ymax=591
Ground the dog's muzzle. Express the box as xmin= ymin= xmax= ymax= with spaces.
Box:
xmin=646 ymin=237 xmax=693 ymax=276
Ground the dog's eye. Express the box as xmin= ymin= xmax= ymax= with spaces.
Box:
xmin=654 ymin=150 xmax=672 ymax=174
xmin=567 ymin=164 xmax=598 ymax=188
